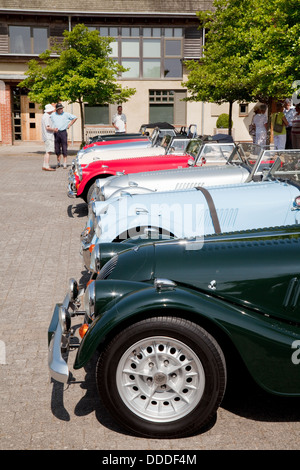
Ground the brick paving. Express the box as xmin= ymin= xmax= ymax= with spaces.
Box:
xmin=0 ymin=142 xmax=299 ymax=450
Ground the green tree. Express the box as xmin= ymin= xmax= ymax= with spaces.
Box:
xmin=19 ymin=24 xmax=136 ymax=144
xmin=183 ymin=0 xmax=300 ymax=139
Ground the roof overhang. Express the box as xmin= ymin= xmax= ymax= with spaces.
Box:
xmin=0 ymin=8 xmax=199 ymax=18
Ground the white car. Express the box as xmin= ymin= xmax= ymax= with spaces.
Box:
xmin=91 ymin=142 xmax=268 ymax=202
xmin=73 ymin=125 xmax=197 ymax=168
xmin=81 ymin=151 xmax=300 ymax=271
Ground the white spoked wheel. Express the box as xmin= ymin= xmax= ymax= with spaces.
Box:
xmin=116 ymin=336 xmax=205 ymax=423
xmin=96 ymin=317 xmax=227 ymax=438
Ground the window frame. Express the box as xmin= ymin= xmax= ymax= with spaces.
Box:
xmin=8 ymin=25 xmax=49 ymax=55
xmin=90 ymin=25 xmax=183 ymax=80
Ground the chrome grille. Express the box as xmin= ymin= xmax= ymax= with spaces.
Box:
xmin=98 ymin=255 xmax=118 ymax=280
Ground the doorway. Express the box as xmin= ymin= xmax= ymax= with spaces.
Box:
xmin=11 ymin=87 xmax=43 ymax=141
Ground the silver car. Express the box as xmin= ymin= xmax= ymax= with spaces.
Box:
xmin=88 ymin=138 xmax=243 ymax=204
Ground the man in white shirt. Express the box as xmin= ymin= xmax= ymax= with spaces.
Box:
xmin=41 ymin=104 xmax=57 ymax=171
xmin=112 ymin=105 xmax=127 ymax=134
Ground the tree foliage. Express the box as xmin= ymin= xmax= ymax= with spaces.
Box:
xmin=19 ymin=24 xmax=136 ymax=143
xmin=183 ymin=0 xmax=300 ymax=136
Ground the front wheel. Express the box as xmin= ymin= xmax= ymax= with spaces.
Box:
xmin=96 ymin=317 xmax=227 ymax=438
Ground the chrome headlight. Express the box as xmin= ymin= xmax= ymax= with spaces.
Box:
xmin=90 ymin=203 xmax=97 ymax=232
xmin=78 ymin=164 xmax=83 ymax=181
xmin=83 ymin=281 xmax=95 ymax=320
xmin=90 ymin=244 xmax=101 ymax=273
xmin=80 ymin=224 xmax=91 ymax=241
xmin=293 ymin=196 xmax=300 ymax=210
xmin=68 ymin=278 xmax=78 ymax=302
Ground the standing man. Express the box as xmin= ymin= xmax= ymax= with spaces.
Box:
xmin=41 ymin=103 xmax=57 ymax=171
xmin=283 ymin=99 xmax=296 ymax=149
xmin=112 ymin=105 xmax=126 ymax=134
xmin=51 ymin=103 xmax=77 ymax=169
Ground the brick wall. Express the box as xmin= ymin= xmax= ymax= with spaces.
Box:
xmin=0 ymin=83 xmax=12 ymax=145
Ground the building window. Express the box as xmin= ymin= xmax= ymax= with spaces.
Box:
xmin=84 ymin=104 xmax=109 ymax=125
xmin=149 ymin=89 xmax=187 ymax=125
xmin=239 ymin=103 xmax=249 ymax=116
xmin=149 ymin=90 xmax=175 ymax=123
xmin=149 ymin=90 xmax=175 ymax=103
xmin=92 ymin=26 xmax=183 ymax=79
xmin=9 ymin=26 xmax=48 ymax=54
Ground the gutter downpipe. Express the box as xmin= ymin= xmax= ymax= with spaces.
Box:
xmin=69 ymin=15 xmax=74 ymax=145
xmin=201 ymin=27 xmax=205 ymax=136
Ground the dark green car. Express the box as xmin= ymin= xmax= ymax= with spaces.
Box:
xmin=48 ymin=225 xmax=300 ymax=438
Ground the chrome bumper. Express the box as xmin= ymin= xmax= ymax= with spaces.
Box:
xmin=48 ymin=279 xmax=85 ymax=383
xmin=68 ymin=171 xmax=77 ymax=198
xmin=48 ymin=294 xmax=71 ymax=383
xmin=80 ymin=216 xmax=96 ymax=269
xmin=80 ymin=241 xmax=94 ymax=270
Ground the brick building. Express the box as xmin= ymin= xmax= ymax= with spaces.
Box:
xmin=0 ymin=1 xmax=253 ymax=145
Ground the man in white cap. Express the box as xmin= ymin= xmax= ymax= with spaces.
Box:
xmin=41 ymin=103 xmax=57 ymax=171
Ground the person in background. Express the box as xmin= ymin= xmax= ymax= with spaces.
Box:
xmin=41 ymin=103 xmax=57 ymax=171
xmin=283 ymin=99 xmax=296 ymax=149
xmin=253 ymin=104 xmax=268 ymax=147
xmin=51 ymin=103 xmax=77 ymax=169
xmin=271 ymin=102 xmax=289 ymax=150
xmin=249 ymin=108 xmax=258 ymax=143
xmin=112 ymin=105 xmax=126 ymax=134
xmin=291 ymin=103 xmax=300 ymax=149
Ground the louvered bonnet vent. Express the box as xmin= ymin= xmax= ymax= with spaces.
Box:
xmin=98 ymin=254 xmax=118 ymax=280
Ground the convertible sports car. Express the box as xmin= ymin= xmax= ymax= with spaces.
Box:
xmin=80 ymin=151 xmax=300 ymax=270
xmin=80 ymin=136 xmax=151 ymax=152
xmin=81 ymin=143 xmax=270 ymax=246
xmin=69 ymin=135 xmax=234 ymax=203
xmin=48 ymin=224 xmax=300 ymax=438
xmin=85 ymin=121 xmax=178 ymax=147
xmin=83 ymin=133 xmax=148 ymax=149
xmin=89 ymin=143 xmax=289 ymax=203
xmin=74 ymin=123 xmax=197 ymax=167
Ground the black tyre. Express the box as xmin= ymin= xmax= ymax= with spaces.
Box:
xmin=86 ymin=182 xmax=97 ymax=204
xmin=96 ymin=317 xmax=227 ymax=438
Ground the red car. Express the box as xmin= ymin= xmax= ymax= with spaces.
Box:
xmin=70 ymin=153 xmax=194 ymax=203
xmin=82 ymin=135 xmax=150 ymax=151
xmin=68 ymin=134 xmax=237 ymax=203
xmin=68 ymin=135 xmax=196 ymax=202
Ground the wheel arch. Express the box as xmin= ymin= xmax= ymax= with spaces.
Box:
xmin=113 ymin=225 xmax=176 ymax=242
xmin=79 ymin=173 xmax=115 ymax=201
xmin=74 ymin=287 xmax=244 ymax=377
xmin=98 ymin=305 xmax=241 ymax=372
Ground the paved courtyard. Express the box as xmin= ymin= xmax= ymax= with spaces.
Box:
xmin=0 ymin=142 xmax=299 ymax=451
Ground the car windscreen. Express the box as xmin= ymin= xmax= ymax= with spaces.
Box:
xmin=267 ymin=150 xmax=300 ymax=182
xmin=233 ymin=143 xmax=263 ymax=167
xmin=166 ymin=138 xmax=191 ymax=154
xmin=194 ymin=143 xmax=236 ymax=166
